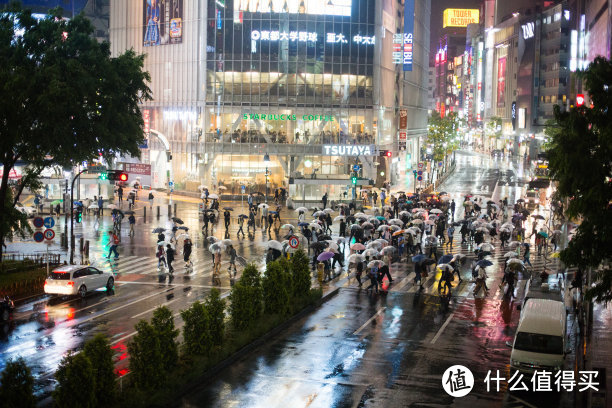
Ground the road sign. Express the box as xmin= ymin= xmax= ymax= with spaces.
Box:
xmin=33 ymin=231 xmax=44 ymax=242
xmin=87 ymin=164 xmax=107 ymax=173
xmin=43 ymin=229 xmax=55 ymax=240
xmin=417 ymin=176 xmax=423 ymax=181
xmin=417 ymin=162 xmax=424 ymax=170
xmin=33 ymin=217 xmax=44 ymax=228
xmin=288 ymin=236 xmax=300 ymax=249
xmin=417 ymin=170 xmax=423 ymax=176
xmin=352 ymin=165 xmax=361 ymax=172
xmin=438 ymin=161 xmax=443 ymax=167
xmin=43 ymin=217 xmax=55 ymax=228
xmin=241 ymin=185 xmax=246 ymax=193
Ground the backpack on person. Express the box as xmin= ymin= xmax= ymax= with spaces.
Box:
xmin=113 ymin=234 xmax=120 ymax=245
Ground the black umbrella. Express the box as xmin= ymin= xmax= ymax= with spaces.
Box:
xmin=152 ymin=227 xmax=165 ymax=233
xmin=177 ymin=226 xmax=189 ymax=231
xmin=516 ymin=198 xmax=525 ymax=202
xmin=346 ymin=216 xmax=356 ymax=223
xmin=310 ymin=242 xmax=327 ymax=250
xmin=318 ymin=234 xmax=332 ymax=241
xmin=171 ymin=217 xmax=184 ymax=224
xmin=238 ymin=214 xmax=249 ymax=218
xmin=419 ymin=258 xmax=437 ymax=266
xmin=124 ymin=210 xmax=135 ymax=215
xmin=350 ymin=224 xmax=362 ymax=231
xmin=112 ymin=209 xmax=124 ymax=215
xmin=224 ymin=207 xmax=234 ymax=211
xmin=487 ymin=200 xmax=495 ymax=205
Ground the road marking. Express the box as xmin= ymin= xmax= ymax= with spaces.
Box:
xmin=131 ymin=298 xmax=179 ymax=319
xmin=389 ymin=273 xmax=414 ymax=292
xmin=353 ymin=307 xmax=386 ymax=335
xmin=115 ymin=281 xmax=231 ymax=289
xmin=430 ymin=312 xmax=455 ymax=344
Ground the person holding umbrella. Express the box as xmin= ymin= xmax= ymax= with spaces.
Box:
xmin=227 ymin=244 xmax=237 ymax=278
xmin=224 ymin=209 xmax=231 ymax=230
xmin=237 ymin=214 xmax=246 ymax=238
xmin=366 ymin=264 xmax=379 ymax=294
xmin=183 ymin=237 xmax=193 ymax=269
xmin=128 ymin=213 xmax=136 ymax=237
xmin=166 ymin=244 xmax=175 ymax=274
xmin=156 ymin=243 xmax=167 ymax=271
xmin=106 ymin=230 xmax=120 ymax=259
xmin=523 ymin=243 xmax=533 ymax=267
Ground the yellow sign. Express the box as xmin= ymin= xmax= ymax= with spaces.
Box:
xmin=443 ymin=9 xmax=479 ymax=28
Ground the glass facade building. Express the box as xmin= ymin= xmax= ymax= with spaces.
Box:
xmin=110 ymin=0 xmax=430 ymax=200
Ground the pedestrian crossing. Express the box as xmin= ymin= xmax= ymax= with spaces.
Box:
xmin=90 ymin=255 xmax=222 ymax=277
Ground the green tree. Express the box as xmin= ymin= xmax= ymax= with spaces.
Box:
xmin=128 ymin=320 xmax=165 ymax=390
xmin=486 ymin=116 xmax=503 ymax=139
xmin=290 ymin=249 xmax=311 ymax=299
xmin=53 ymin=352 xmax=96 ymax=408
xmin=426 ymin=111 xmax=459 ymax=162
xmin=150 ymin=306 xmax=179 ymax=371
xmin=0 ymin=188 xmax=31 ymax=251
xmin=82 ymin=334 xmax=117 ymax=407
xmin=205 ymin=288 xmax=226 ymax=346
xmin=180 ymin=301 xmax=211 ymax=355
xmin=0 ymin=5 xmax=151 ymax=258
xmin=229 ymin=264 xmax=263 ymax=330
xmin=0 ymin=357 xmax=36 ymax=408
xmin=545 ymin=56 xmax=612 ymax=303
xmin=263 ymin=260 xmax=292 ymax=315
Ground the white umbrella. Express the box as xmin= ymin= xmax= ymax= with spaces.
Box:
xmin=309 ymin=223 xmax=323 ymax=231
xmin=323 ymin=208 xmax=334 ymax=214
xmin=380 ymin=246 xmax=396 ymax=256
xmin=266 ymin=240 xmax=284 ymax=251
xmin=218 ymin=186 xmax=227 ymax=190
xmin=108 ymin=204 xmax=118 ymax=210
xmin=507 ymin=258 xmax=524 ymax=266
xmin=437 ymin=263 xmax=454 ymax=272
xmin=375 ymin=238 xmax=389 ymax=246
xmin=295 ymin=207 xmax=308 ymax=212
xmin=388 ymin=219 xmax=404 ymax=226
xmin=325 ymin=246 xmax=339 ymax=254
xmin=88 ymin=203 xmax=99 ymax=209
xmin=504 ymin=251 xmax=519 ymax=258
xmin=281 ymin=224 xmax=294 ymax=229
xmin=313 ymin=211 xmax=325 ymax=217
xmin=389 ymin=225 xmax=401 ymax=232
xmin=348 ymin=254 xmax=364 ymax=263
xmin=478 ymin=243 xmax=495 ymax=252
xmin=334 ymin=216 xmax=345 ymax=222
xmin=221 ymin=239 xmax=233 ymax=247
xmin=209 ymin=243 xmax=223 ymax=253
xmin=199 ymin=185 xmax=209 ymax=190
xmin=377 ymin=225 xmax=391 ymax=232
xmin=507 ymin=241 xmax=521 ymax=249
xmin=363 ymin=248 xmax=379 ymax=257
xmin=430 ymin=209 xmax=443 ymax=214
xmin=366 ymin=241 xmax=382 ymax=250
xmin=258 ymin=203 xmax=269 ymax=209
xmin=367 ymin=260 xmax=384 ymax=268
xmin=411 ymin=219 xmax=424 ymax=225
xmin=399 ymin=211 xmax=411 ymax=217
xmin=325 ymin=241 xmax=339 ymax=251
xmin=424 ymin=219 xmax=435 ymax=226
xmin=208 ymin=193 xmax=219 ymax=200
xmin=354 ymin=212 xmax=367 ymax=218
xmin=501 ymin=222 xmax=514 ymax=229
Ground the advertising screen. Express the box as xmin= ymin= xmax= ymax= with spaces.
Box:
xmin=497 ymin=57 xmax=506 ymax=107
xmin=442 ymin=9 xmax=479 ymax=28
xmin=234 ymin=0 xmax=352 ymax=17
xmin=143 ymin=0 xmax=183 ymax=46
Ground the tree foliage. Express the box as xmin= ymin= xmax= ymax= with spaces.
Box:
xmin=229 ymin=264 xmax=263 ymax=330
xmin=290 ymin=249 xmax=312 ymax=298
xmin=426 ymin=111 xmax=460 ymax=162
xmin=545 ymin=56 xmax=612 ymax=303
xmin=205 ymin=288 xmax=226 ymax=346
xmin=180 ymin=301 xmax=212 ymax=356
xmin=82 ymin=334 xmax=117 ymax=407
xmin=150 ymin=306 xmax=179 ymax=371
xmin=53 ymin=352 xmax=96 ymax=408
xmin=128 ymin=320 xmax=165 ymax=390
xmin=0 ymin=357 xmax=36 ymax=408
xmin=262 ymin=260 xmax=292 ymax=315
xmin=0 ymin=4 xmax=151 ymax=257
xmin=486 ymin=116 xmax=503 ymax=139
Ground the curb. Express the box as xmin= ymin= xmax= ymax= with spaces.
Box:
xmin=174 ymin=287 xmax=341 ymax=405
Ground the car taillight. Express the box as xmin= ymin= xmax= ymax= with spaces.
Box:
xmin=67 ymin=281 xmax=74 ymax=286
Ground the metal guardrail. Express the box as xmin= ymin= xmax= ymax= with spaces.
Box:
xmin=1 ymin=252 xmax=62 ymax=266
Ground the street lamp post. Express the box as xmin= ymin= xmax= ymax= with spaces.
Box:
xmin=263 ymin=153 xmax=270 ymax=203
xmin=69 ymin=168 xmax=88 ymax=264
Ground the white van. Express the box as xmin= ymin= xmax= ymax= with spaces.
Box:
xmin=510 ymin=298 xmax=567 ymax=373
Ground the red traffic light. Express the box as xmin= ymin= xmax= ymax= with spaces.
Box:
xmin=119 ymin=173 xmax=128 ymax=182
xmin=576 ymin=94 xmax=585 ymax=107
xmin=386 ymin=151 xmax=392 ymax=157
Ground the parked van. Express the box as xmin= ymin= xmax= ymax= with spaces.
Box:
xmin=519 ymin=278 xmax=564 ymax=311
xmin=510 ymin=298 xmax=567 ymax=374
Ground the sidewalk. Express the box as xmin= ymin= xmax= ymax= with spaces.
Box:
xmin=589 ymin=302 xmax=611 ymax=407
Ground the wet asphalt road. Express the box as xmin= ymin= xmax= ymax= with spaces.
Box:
xmin=1 ymin=150 xmax=575 ymax=406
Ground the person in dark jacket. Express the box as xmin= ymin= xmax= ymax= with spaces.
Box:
xmin=166 ymin=244 xmax=175 ymax=274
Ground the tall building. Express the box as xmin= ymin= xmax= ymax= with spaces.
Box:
xmin=110 ymin=0 xmax=431 ymax=198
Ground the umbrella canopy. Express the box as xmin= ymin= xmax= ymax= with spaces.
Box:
xmin=348 ymin=254 xmax=364 ymax=263
xmin=411 ymin=219 xmax=424 ymax=225
xmin=281 ymin=224 xmax=294 ymax=229
xmin=363 ymin=249 xmax=379 ymax=257
xmin=238 ymin=214 xmax=249 ymax=218
xmin=424 ymin=219 xmax=435 ymax=226
xmin=218 ymin=185 xmax=227 ymax=190
xmin=437 ymin=263 xmax=454 ymax=272
xmin=309 ymin=223 xmax=323 ymax=231
xmin=223 ymin=207 xmax=234 ymax=211
xmin=88 ymin=203 xmax=99 ymax=209
xmin=377 ymin=225 xmax=391 ymax=232
xmin=388 ymin=219 xmax=404 ymax=226
xmin=268 ymin=211 xmax=278 ymax=215
xmin=336 ymin=237 xmax=346 ymax=244
xmin=354 ymin=212 xmax=367 ymax=218
xmin=209 ymin=243 xmax=223 ymax=253
xmin=476 ymin=259 xmax=494 ymax=267
xmin=380 ymin=246 xmax=396 ymax=256
xmin=429 ymin=209 xmax=443 ymax=214
xmin=208 ymin=194 xmax=219 ymax=200
xmin=420 ymin=258 xmax=437 ymax=266
xmin=366 ymin=241 xmax=382 ymax=250
xmin=111 ymin=209 xmax=124 ymax=215
xmin=392 ymin=230 xmax=405 ymax=237
xmin=317 ymin=251 xmax=335 ymax=261
xmin=266 ymin=240 xmax=284 ymax=251
xmin=258 ymin=203 xmax=269 ymax=209
xmin=318 ymin=234 xmax=332 ymax=241
xmin=504 ymin=251 xmax=519 ymax=258
xmin=412 ymin=254 xmax=426 ymax=263
xmin=310 ymin=242 xmax=327 ymax=250
xmin=152 ymin=227 xmax=165 ymax=233
xmin=221 ymin=239 xmax=233 ymax=247
xmin=323 ymin=208 xmax=334 ymax=214
xmin=334 ymin=216 xmax=345 ymax=222
xmin=362 ymin=222 xmax=374 ymax=229
xmin=297 ymin=222 xmax=309 ymax=227
xmin=206 ymin=236 xmax=220 ymax=244
xmin=156 ymin=240 xmax=166 ymax=246
xmin=177 ymin=226 xmax=189 ymax=231
xmin=350 ymin=224 xmax=363 ymax=231
xmin=532 ymin=214 xmax=546 ymax=220
xmin=350 ymin=243 xmax=366 ymax=251
xmin=367 ymin=260 xmax=384 ymax=269
xmin=313 ymin=211 xmax=325 ymax=217
xmin=295 ymin=207 xmax=308 ymax=212
xmin=507 ymin=241 xmax=521 ymax=249
xmin=507 ymin=258 xmax=524 ymax=266
xmin=107 ymin=204 xmax=118 ymax=210
xmin=516 ymin=198 xmax=525 ymax=203
xmin=478 ymin=243 xmax=495 ymax=252
xmin=537 ymin=231 xmax=549 ymax=238
xmin=501 ymin=222 xmax=514 ymax=229
xmin=124 ymin=210 xmax=135 ymax=215
xmin=438 ymin=254 xmax=454 ymax=265
xmin=451 ymin=254 xmax=467 ymax=264
xmin=325 ymin=241 xmax=339 ymax=251
xmin=171 ymin=217 xmax=184 ymax=224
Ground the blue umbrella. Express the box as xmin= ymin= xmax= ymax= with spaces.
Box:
xmin=412 ymin=254 xmax=426 ymax=263
xmin=298 ymin=222 xmax=309 ymax=227
xmin=438 ymin=254 xmax=454 ymax=264
xmin=476 ymin=259 xmax=494 ymax=267
xmin=269 ymin=211 xmax=278 ymax=214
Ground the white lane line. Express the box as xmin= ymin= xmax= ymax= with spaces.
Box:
xmin=115 ymin=281 xmax=231 ymax=289
xmin=389 ymin=273 xmax=415 ymax=292
xmin=353 ymin=307 xmax=387 ymax=335
xmin=430 ymin=312 xmax=455 ymax=344
xmin=131 ymin=298 xmax=179 ymax=319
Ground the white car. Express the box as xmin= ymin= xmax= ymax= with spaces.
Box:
xmin=44 ymin=265 xmax=114 ymax=298
xmin=15 ymin=203 xmax=37 ymax=217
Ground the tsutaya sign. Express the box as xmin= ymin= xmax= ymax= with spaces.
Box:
xmin=322 ymin=145 xmax=375 ymax=156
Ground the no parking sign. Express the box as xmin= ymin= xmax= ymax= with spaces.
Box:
xmin=288 ymin=236 xmax=300 ymax=249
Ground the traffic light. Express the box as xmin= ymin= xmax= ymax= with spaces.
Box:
xmin=99 ymin=172 xmax=107 ymax=181
xmin=107 ymin=171 xmax=128 ymax=181
xmin=119 ymin=173 xmax=128 ymax=182
xmin=351 ymin=176 xmax=357 ymax=185
xmin=76 ymin=209 xmax=82 ymax=223
xmin=379 ymin=150 xmax=392 ymax=157
xmin=386 ymin=151 xmax=392 ymax=158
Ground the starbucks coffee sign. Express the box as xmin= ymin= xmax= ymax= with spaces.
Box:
xmin=322 ymin=145 xmax=375 ymax=156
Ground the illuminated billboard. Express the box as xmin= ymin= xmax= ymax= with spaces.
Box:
xmin=143 ymin=0 xmax=183 ymax=46
xmin=497 ymin=57 xmax=506 ymax=106
xmin=442 ymin=9 xmax=479 ymax=28
xmin=234 ymin=0 xmax=352 ymax=17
